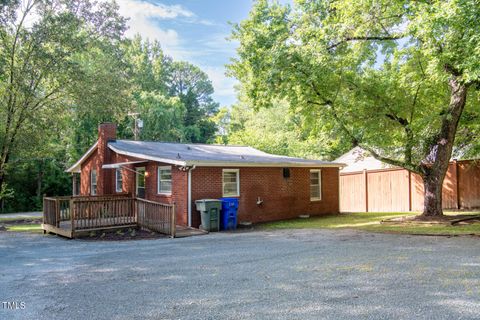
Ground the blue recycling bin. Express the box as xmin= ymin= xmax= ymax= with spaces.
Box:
xmin=219 ymin=197 xmax=238 ymax=230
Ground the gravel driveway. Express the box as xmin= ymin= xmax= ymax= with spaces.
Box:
xmin=1 ymin=229 xmax=479 ymax=319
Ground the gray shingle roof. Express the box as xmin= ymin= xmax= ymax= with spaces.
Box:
xmin=108 ymin=140 xmax=344 ymax=168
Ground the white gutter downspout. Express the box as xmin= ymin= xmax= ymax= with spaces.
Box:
xmin=187 ymin=165 xmax=197 ymax=227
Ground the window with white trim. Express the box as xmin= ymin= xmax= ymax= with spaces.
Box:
xmin=310 ymin=169 xmax=322 ymax=201
xmin=73 ymin=173 xmax=80 ymax=196
xmin=223 ymin=169 xmax=239 ymax=197
xmin=115 ymin=168 xmax=123 ymax=193
xmin=157 ymin=166 xmax=172 ymax=194
xmin=90 ymin=169 xmax=97 ymax=195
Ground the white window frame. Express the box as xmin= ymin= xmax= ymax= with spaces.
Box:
xmin=90 ymin=169 xmax=97 ymax=195
xmin=310 ymin=169 xmax=322 ymax=201
xmin=222 ymin=169 xmax=240 ymax=197
xmin=72 ymin=173 xmax=80 ymax=196
xmin=115 ymin=168 xmax=123 ymax=193
xmin=157 ymin=166 xmax=172 ymax=195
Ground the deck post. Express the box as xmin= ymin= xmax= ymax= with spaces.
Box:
xmin=70 ymin=198 xmax=75 ymax=237
xmin=133 ymin=198 xmax=137 ymax=225
xmin=42 ymin=196 xmax=46 ymax=225
xmin=55 ymin=198 xmax=60 ymax=227
xmin=171 ymin=202 xmax=176 ymax=238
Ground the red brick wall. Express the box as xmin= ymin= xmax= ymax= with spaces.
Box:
xmin=78 ymin=126 xmax=339 ymax=227
xmin=80 ymin=153 xmax=339 ymax=227
xmin=190 ymin=167 xmax=339 ymax=226
xmin=80 ymin=123 xmax=117 ymax=195
xmin=142 ymin=161 xmax=188 ymax=226
xmin=81 ymin=149 xmax=189 ymax=226
xmin=104 ymin=153 xmax=189 ymax=225
xmin=80 ymin=149 xmax=99 ymax=195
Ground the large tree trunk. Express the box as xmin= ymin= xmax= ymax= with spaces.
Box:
xmin=420 ymin=78 xmax=468 ymax=217
xmin=422 ymin=169 xmax=445 ymax=217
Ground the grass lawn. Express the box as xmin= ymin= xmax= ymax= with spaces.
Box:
xmin=0 ymin=216 xmax=40 ymax=222
xmin=260 ymin=211 xmax=480 ymax=236
xmin=5 ymin=224 xmax=42 ymax=233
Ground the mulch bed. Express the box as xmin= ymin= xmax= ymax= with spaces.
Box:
xmin=0 ymin=219 xmax=166 ymax=241
xmin=78 ymin=227 xmax=167 ymax=241
xmin=1 ymin=218 xmax=42 ymax=225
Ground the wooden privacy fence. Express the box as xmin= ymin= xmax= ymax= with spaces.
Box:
xmin=340 ymin=159 xmax=480 ymax=212
xmin=42 ymin=195 xmax=176 ymax=238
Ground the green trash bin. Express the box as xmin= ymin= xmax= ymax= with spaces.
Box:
xmin=195 ymin=199 xmax=222 ymax=232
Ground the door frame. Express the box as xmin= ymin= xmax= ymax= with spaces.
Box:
xmin=135 ymin=167 xmax=146 ymax=198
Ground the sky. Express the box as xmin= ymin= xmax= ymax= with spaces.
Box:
xmin=116 ymin=0 xmax=258 ymax=107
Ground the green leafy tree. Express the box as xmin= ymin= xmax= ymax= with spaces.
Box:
xmin=136 ymin=92 xmax=185 ymax=142
xmin=229 ymin=0 xmax=480 ymax=217
xmin=125 ymin=36 xmax=170 ymax=94
xmin=121 ymin=37 xmax=219 ymax=144
xmin=0 ymin=0 xmax=127 ymax=200
xmin=228 ymin=100 xmax=347 ymax=159
xmin=167 ymin=61 xmax=219 ymax=143
xmin=212 ymin=106 xmax=230 ymax=144
xmin=68 ymin=40 xmax=132 ymax=160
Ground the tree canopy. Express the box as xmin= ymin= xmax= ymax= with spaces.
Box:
xmin=224 ymin=98 xmax=348 ymax=160
xmin=0 ymin=0 xmax=221 ymax=212
xmin=229 ymin=0 xmax=480 ymax=216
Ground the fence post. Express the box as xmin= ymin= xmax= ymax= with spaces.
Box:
xmin=171 ymin=202 xmax=176 ymax=238
xmin=363 ymin=170 xmax=368 ymax=213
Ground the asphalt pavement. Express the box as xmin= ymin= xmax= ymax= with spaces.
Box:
xmin=1 ymin=229 xmax=479 ymax=319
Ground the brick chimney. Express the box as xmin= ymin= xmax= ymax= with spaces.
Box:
xmin=97 ymin=123 xmax=117 ymax=195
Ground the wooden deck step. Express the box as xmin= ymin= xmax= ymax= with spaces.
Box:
xmin=174 ymin=226 xmax=209 ymax=238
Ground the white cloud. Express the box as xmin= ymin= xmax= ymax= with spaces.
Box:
xmin=115 ymin=1 xmax=237 ymax=106
xmin=117 ymin=0 xmax=194 ymax=46
xmin=118 ymin=0 xmax=194 ymax=20
xmin=202 ymin=66 xmax=238 ymax=105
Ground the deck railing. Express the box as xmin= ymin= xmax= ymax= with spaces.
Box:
xmin=43 ymin=197 xmax=58 ymax=226
xmin=72 ymin=197 xmax=136 ymax=231
xmin=137 ymin=198 xmax=176 ymax=237
xmin=42 ymin=195 xmax=176 ymax=238
xmin=43 ymin=197 xmax=72 ymax=227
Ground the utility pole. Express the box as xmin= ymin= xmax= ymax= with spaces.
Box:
xmin=127 ymin=112 xmax=142 ymax=140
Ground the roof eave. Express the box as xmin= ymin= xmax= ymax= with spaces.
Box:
xmin=184 ymin=160 xmax=346 ymax=168
xmin=65 ymin=142 xmax=98 ymax=173
xmin=108 ymin=144 xmax=187 ymax=166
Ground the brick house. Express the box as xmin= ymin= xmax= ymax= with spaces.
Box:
xmin=67 ymin=123 xmax=344 ymax=227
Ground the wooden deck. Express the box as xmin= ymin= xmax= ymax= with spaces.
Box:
xmin=42 ymin=221 xmax=207 ymax=239
xmin=41 ymin=195 xmax=205 ymax=239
